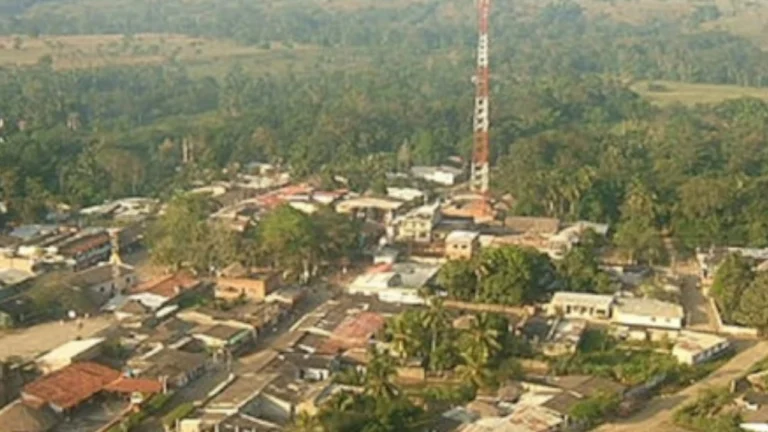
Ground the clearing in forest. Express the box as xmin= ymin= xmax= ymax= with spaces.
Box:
xmin=631 ymin=80 xmax=768 ymax=106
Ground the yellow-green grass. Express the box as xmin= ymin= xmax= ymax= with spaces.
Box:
xmin=631 ymin=80 xmax=768 ymax=106
xmin=0 ymin=33 xmax=316 ymax=71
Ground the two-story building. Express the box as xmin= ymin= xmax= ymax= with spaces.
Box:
xmin=393 ymin=202 xmax=441 ymax=243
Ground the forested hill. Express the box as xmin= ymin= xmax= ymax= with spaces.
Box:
xmin=0 ymin=0 xmax=767 ymax=256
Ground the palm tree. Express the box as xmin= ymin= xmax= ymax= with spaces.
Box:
xmin=290 ymin=411 xmax=323 ymax=432
xmin=460 ymin=313 xmax=501 ymax=364
xmin=387 ymin=314 xmax=421 ymax=360
xmin=364 ymin=347 xmax=399 ymax=401
xmin=420 ymin=296 xmax=450 ymax=357
xmin=456 ymin=351 xmax=492 ymax=390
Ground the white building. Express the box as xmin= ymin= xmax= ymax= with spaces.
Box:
xmin=393 ymin=202 xmax=441 ymax=243
xmin=672 ymin=331 xmax=730 ymax=365
xmin=36 ymin=337 xmax=105 ymax=374
xmin=548 ymin=292 xmax=615 ymax=320
xmin=410 ymin=165 xmax=463 ymax=186
xmin=612 ymin=297 xmax=684 ymax=331
xmin=386 ymin=187 xmax=425 ymax=203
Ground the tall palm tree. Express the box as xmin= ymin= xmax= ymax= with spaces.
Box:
xmin=291 ymin=411 xmax=324 ymax=432
xmin=456 ymin=351 xmax=492 ymax=390
xmin=460 ymin=313 xmax=501 ymax=364
xmin=420 ymin=296 xmax=450 ymax=356
xmin=364 ymin=347 xmax=399 ymax=401
xmin=387 ymin=314 xmax=421 ymax=360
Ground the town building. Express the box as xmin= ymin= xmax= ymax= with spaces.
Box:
xmin=410 ymin=165 xmax=463 ymax=186
xmin=611 ymin=297 xmax=684 ymax=341
xmin=192 ymin=324 xmax=255 ymax=353
xmin=127 ymin=348 xmax=211 ymax=390
xmin=548 ymin=292 xmax=615 ymax=320
xmin=445 ymin=230 xmax=481 ymax=260
xmin=21 ymin=362 xmax=122 ymax=413
xmin=540 ymin=318 xmax=587 ymax=357
xmin=0 ymin=399 xmax=58 ymax=432
xmin=672 ymin=331 xmax=731 ymax=365
xmin=214 ymin=272 xmax=281 ymax=302
xmin=68 ymin=262 xmax=137 ymax=302
xmin=36 ymin=338 xmax=106 ymax=374
xmin=393 ymin=202 xmax=442 ymax=243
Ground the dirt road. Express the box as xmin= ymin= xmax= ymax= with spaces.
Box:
xmin=594 ymin=340 xmax=768 ymax=432
xmin=0 ymin=315 xmax=114 ymax=361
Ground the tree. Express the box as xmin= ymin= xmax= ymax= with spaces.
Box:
xmin=364 ymin=348 xmax=399 ymax=401
xmin=458 ymin=314 xmax=502 ymax=365
xmin=258 ymin=204 xmax=319 ymax=281
xmin=735 ymin=272 xmax=768 ymax=331
xmin=557 ymin=245 xmax=614 ymax=294
xmin=476 ymin=246 xmax=556 ymax=305
xmin=710 ymin=253 xmax=754 ymax=322
xmin=421 ymin=297 xmax=450 ymax=358
xmin=386 ymin=312 xmax=424 ymax=360
xmin=569 ymin=392 xmax=620 ymax=427
xmin=456 ymin=350 xmax=492 ymax=390
xmin=613 ymin=183 xmax=666 ymax=265
xmin=148 ymin=193 xmax=213 ymax=271
xmin=437 ymin=260 xmax=478 ymax=301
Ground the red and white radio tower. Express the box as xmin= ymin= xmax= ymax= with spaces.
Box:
xmin=470 ymin=0 xmax=491 ymax=195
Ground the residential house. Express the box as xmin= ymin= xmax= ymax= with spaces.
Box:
xmin=57 ymin=230 xmax=113 ymax=270
xmin=215 ymin=272 xmax=281 ymax=302
xmin=612 ymin=297 xmax=684 ymax=341
xmin=548 ymin=292 xmax=615 ymax=320
xmin=672 ymin=331 xmax=731 ymax=365
xmin=68 ymin=262 xmax=137 ymax=302
xmin=335 ymin=196 xmax=405 ymax=224
xmin=410 ymin=165 xmax=463 ymax=186
xmin=0 ymin=399 xmax=58 ymax=432
xmin=0 ymin=296 xmax=43 ymax=328
xmin=386 ymin=187 xmax=425 ymax=203
xmin=445 ymin=230 xmax=480 ymax=261
xmin=540 ymin=318 xmax=587 ymax=357
xmin=393 ymin=202 xmax=442 ymax=243
xmin=21 ymin=362 xmax=122 ymax=413
xmin=373 ymin=247 xmax=400 ymax=265
xmin=127 ymin=348 xmax=211 ymax=390
xmin=547 ymin=221 xmax=609 ymax=259
xmin=193 ymin=324 xmax=255 ymax=353
xmin=36 ymin=338 xmax=106 ymax=374
xmin=128 ymin=271 xmax=204 ymax=307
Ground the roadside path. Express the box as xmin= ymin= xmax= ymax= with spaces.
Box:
xmin=594 ymin=340 xmax=768 ymax=432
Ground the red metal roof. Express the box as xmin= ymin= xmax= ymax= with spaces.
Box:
xmin=23 ymin=362 xmax=121 ymax=411
xmin=103 ymin=378 xmax=162 ymax=395
xmin=130 ymin=271 xmax=199 ymax=299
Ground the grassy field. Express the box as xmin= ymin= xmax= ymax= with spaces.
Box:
xmin=0 ymin=33 xmax=327 ymax=73
xmin=631 ymin=80 xmax=768 ymax=106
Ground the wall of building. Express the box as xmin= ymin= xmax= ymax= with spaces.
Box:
xmin=613 ymin=312 xmax=683 ymax=330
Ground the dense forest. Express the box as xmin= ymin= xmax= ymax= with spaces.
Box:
xmin=0 ymin=0 xmax=767 ymax=255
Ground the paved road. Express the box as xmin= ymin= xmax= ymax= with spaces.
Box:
xmin=594 ymin=340 xmax=768 ymax=432
xmin=0 ymin=315 xmax=114 ymax=361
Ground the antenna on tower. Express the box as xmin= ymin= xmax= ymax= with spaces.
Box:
xmin=470 ymin=0 xmax=491 ymax=196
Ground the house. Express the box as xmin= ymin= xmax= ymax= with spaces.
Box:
xmin=386 ymin=187 xmax=425 ymax=203
xmin=36 ymin=338 xmax=106 ymax=374
xmin=193 ymin=324 xmax=255 ymax=352
xmin=68 ymin=262 xmax=137 ymax=301
xmin=547 ymin=221 xmax=609 ymax=259
xmin=445 ymin=230 xmax=480 ymax=260
xmin=317 ymin=311 xmax=386 ymax=354
xmin=410 ymin=165 xmax=463 ymax=186
xmin=612 ymin=297 xmax=684 ymax=341
xmin=548 ymin=292 xmax=615 ymax=320
xmin=21 ymin=362 xmax=122 ymax=413
xmin=266 ymin=286 xmax=306 ymax=309
xmin=57 ymin=230 xmax=113 ymax=270
xmin=128 ymin=271 xmax=203 ymax=307
xmin=335 ymin=196 xmax=405 ymax=223
xmin=373 ymin=247 xmax=400 ymax=265
xmin=0 ymin=399 xmax=58 ymax=432
xmin=540 ymin=318 xmax=587 ymax=357
xmin=393 ymin=202 xmax=442 ymax=243
xmin=127 ymin=348 xmax=211 ymax=390
xmin=504 ymin=217 xmax=561 ymax=237
xmin=179 ymin=302 xmax=282 ymax=334
xmin=348 ymin=262 xmax=439 ymax=305
xmin=215 ymin=272 xmax=281 ymax=302
xmin=0 ymin=296 xmax=43 ymax=328
xmin=204 ymin=371 xmax=279 ymax=416
xmin=672 ymin=331 xmax=731 ymax=365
